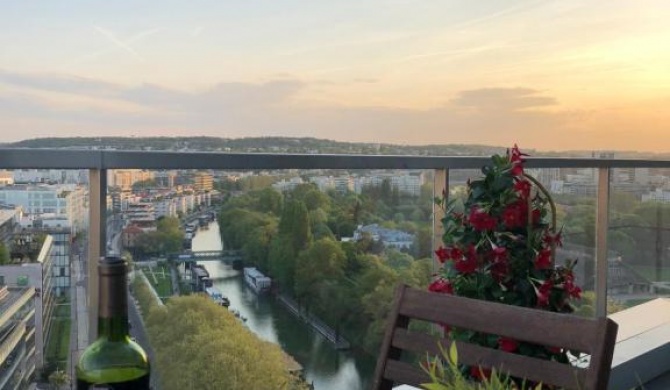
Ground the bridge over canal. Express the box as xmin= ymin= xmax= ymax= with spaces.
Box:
xmin=170 ymin=250 xmax=244 ymax=265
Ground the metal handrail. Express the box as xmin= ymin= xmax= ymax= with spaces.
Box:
xmin=1 ymin=148 xmax=670 ymax=170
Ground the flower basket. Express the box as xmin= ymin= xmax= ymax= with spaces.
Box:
xmin=429 ymin=145 xmax=582 ymax=380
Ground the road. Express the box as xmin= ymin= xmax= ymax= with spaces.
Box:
xmin=68 ymin=236 xmax=89 ymax=386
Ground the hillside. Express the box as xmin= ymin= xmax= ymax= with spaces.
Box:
xmin=4 ymin=136 xmax=669 ymax=159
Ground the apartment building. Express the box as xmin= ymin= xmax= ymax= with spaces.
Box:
xmin=193 ymin=171 xmax=214 ymax=192
xmin=0 ymin=171 xmax=14 ymax=186
xmin=12 ymin=169 xmax=87 ymax=185
xmin=109 ymin=169 xmax=155 ymax=191
xmin=0 ymin=235 xmax=56 ymax=371
xmin=0 ymin=285 xmax=37 ymax=388
xmin=354 ymin=171 xmax=424 ymax=196
xmin=0 ymin=184 xmax=87 ymax=236
xmin=0 ymin=209 xmax=20 ymax=244
xmin=352 ymin=224 xmax=415 ymax=250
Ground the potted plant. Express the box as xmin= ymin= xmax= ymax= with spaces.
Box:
xmin=428 ymin=145 xmax=582 ymax=382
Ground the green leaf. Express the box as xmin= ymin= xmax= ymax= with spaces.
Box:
xmin=449 ymin=342 xmax=458 ymax=364
xmin=420 ymin=383 xmax=448 ymax=390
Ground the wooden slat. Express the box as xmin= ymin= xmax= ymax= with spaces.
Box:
xmin=392 ymin=329 xmax=587 ymax=389
xmin=372 ymin=285 xmax=618 ymax=390
xmin=398 ymin=288 xmax=601 ymax=353
xmin=383 ymin=359 xmax=431 ymax=389
xmin=584 ymin=319 xmax=619 ymax=390
xmin=373 ymin=285 xmax=410 ymax=390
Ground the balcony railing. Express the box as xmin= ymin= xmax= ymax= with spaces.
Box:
xmin=2 ymin=148 xmax=670 ymax=339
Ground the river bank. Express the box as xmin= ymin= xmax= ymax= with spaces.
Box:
xmin=193 ymin=221 xmax=375 ymax=390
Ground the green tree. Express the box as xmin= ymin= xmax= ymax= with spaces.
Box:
xmin=146 ymin=295 xmax=305 ymax=390
xmin=278 ymin=200 xmax=312 ymax=253
xmin=294 ymin=238 xmax=346 ymax=309
xmin=257 ymin=188 xmax=283 ymax=214
xmin=268 ymin=237 xmax=297 ymax=291
xmin=0 ymin=243 xmax=9 ymax=265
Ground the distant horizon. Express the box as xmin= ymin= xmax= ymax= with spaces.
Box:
xmin=5 ymin=134 xmax=670 ymax=156
xmin=2 ymin=2 xmax=669 ymax=152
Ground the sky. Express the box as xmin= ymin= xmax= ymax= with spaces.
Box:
xmin=1 ymin=1 xmax=669 ymax=151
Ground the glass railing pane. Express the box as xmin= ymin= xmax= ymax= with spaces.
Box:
xmin=607 ymin=167 xmax=670 ymax=312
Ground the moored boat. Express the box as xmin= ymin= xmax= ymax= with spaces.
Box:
xmin=243 ymin=267 xmax=271 ymax=294
xmin=205 ymin=286 xmax=230 ymax=307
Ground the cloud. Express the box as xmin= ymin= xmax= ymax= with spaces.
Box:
xmin=451 ymin=88 xmax=557 ymax=111
xmin=0 ymin=70 xmax=119 ymax=96
xmin=2 ymin=69 xmax=644 ymax=151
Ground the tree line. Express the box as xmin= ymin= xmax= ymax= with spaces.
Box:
xmin=218 ymin=182 xmax=434 ymax=352
xmin=132 ymin=273 xmax=309 ymax=390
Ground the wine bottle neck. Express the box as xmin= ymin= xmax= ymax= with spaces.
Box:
xmin=97 ymin=257 xmax=130 ymax=342
xmin=98 ymin=315 xmax=130 ymax=341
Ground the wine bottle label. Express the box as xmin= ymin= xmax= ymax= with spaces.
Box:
xmin=76 ymin=374 xmax=150 ymax=390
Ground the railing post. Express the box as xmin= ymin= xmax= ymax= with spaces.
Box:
xmin=595 ymin=167 xmax=610 ymax=318
xmin=433 ymin=169 xmax=448 ymax=271
xmin=88 ymin=169 xmax=107 ymax=342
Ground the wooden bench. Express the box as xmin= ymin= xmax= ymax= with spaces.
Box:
xmin=372 ymin=284 xmax=618 ymax=390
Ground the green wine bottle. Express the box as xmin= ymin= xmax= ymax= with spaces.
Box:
xmin=76 ymin=257 xmax=150 ymax=389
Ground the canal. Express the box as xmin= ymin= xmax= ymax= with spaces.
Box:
xmin=192 ymin=221 xmax=375 ymax=390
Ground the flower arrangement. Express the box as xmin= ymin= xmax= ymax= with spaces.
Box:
xmin=429 ymin=145 xmax=582 ymax=379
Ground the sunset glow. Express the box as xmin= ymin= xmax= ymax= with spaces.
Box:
xmin=1 ymin=1 xmax=669 ymax=151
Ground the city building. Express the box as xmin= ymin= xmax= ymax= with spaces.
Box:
xmin=124 ymin=202 xmax=157 ymax=231
xmin=642 ymin=189 xmax=670 ymax=203
xmin=0 ymin=284 xmax=37 ymax=388
xmin=109 ymin=170 xmax=155 ymax=191
xmin=0 ymin=170 xmax=14 ymax=186
xmin=193 ymin=172 xmax=214 ymax=192
xmin=0 ymin=208 xmax=20 ymax=244
xmin=353 ymin=171 xmax=424 ymax=196
xmin=272 ymin=177 xmax=305 ymax=192
xmin=0 ymin=184 xmax=87 ymax=236
xmin=16 ymin=217 xmax=73 ymax=297
xmin=309 ymin=176 xmax=354 ymax=193
xmin=351 ymin=224 xmax=415 ymax=250
xmin=154 ymin=170 xmax=177 ymax=188
xmin=0 ymin=234 xmax=56 ymax=371
xmin=12 ymin=169 xmax=87 ymax=185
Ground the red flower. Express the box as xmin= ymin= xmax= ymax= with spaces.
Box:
xmin=564 ymin=274 xmax=582 ymax=298
xmin=498 ymin=337 xmax=519 ymax=352
xmin=535 ymin=248 xmax=552 ymax=270
xmin=429 ymin=279 xmax=454 ymax=294
xmin=435 ymin=246 xmax=464 ymax=263
xmin=502 ymin=200 xmax=528 ymax=229
xmin=514 ymin=179 xmax=531 ymax=198
xmin=491 ymin=245 xmax=507 ymax=263
xmin=532 ymin=208 xmax=541 ymax=224
xmin=454 ymin=245 xmax=478 ymax=274
xmin=508 ymin=145 xmax=529 ymax=176
xmin=536 ymin=280 xmax=553 ymax=307
xmin=490 ymin=261 xmax=510 ymax=282
xmin=510 ymin=144 xmax=529 ymax=164
xmin=543 ymin=231 xmax=563 ymax=248
xmin=468 ymin=208 xmax=497 ymax=231
xmin=470 ymin=366 xmax=492 ymax=381
xmin=435 ymin=247 xmax=450 ymax=263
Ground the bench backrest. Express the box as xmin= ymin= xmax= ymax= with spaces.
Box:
xmin=372 ymin=284 xmax=618 ymax=390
